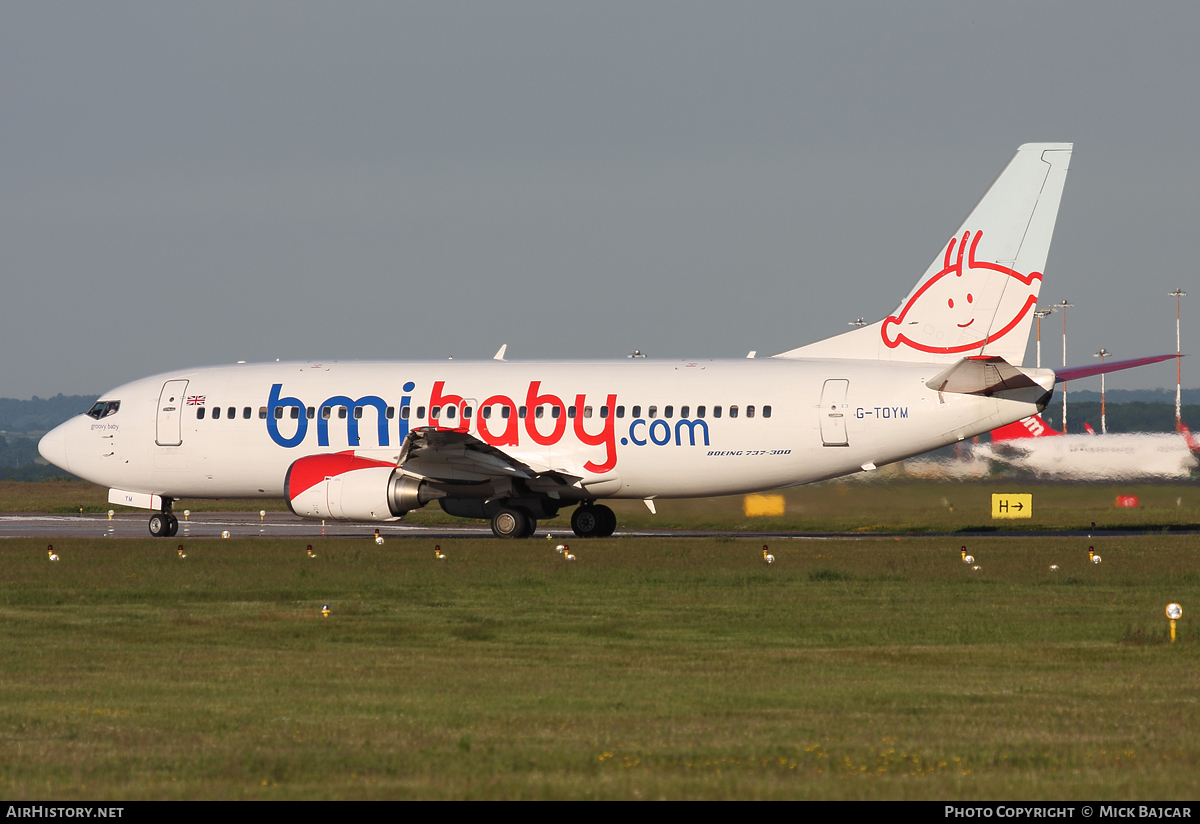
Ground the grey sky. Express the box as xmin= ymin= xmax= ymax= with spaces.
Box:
xmin=3 ymin=2 xmax=1198 ymax=398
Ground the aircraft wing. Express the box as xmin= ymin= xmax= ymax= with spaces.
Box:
xmin=394 ymin=427 xmax=582 ymax=493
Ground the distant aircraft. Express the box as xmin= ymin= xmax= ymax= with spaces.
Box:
xmin=36 ymin=143 xmax=1174 ymax=538
xmin=973 ymin=413 xmax=1200 ymax=480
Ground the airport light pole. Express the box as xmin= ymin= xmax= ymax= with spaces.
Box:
xmin=1093 ymin=348 xmax=1110 ymax=434
xmin=1055 ymin=300 xmax=1074 ymax=433
xmin=1034 ymin=307 xmax=1057 ymax=368
xmin=1170 ymin=289 xmax=1187 ymax=429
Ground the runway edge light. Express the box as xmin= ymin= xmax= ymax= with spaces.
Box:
xmin=1167 ymin=603 xmax=1183 ymax=642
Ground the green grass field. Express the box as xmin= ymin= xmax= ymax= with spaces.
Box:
xmin=6 ymin=479 xmax=1200 ymax=534
xmin=1 ymin=534 xmax=1197 ymax=799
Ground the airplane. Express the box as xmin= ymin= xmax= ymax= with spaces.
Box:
xmin=36 ymin=142 xmax=1174 ymax=538
xmin=972 ymin=412 xmax=1200 ymax=480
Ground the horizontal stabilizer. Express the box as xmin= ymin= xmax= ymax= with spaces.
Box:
xmin=926 ymin=357 xmax=1053 ymax=396
xmin=1055 ymin=354 xmax=1177 ymax=383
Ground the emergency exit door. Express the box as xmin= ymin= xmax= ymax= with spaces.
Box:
xmin=156 ymin=380 xmax=189 ymax=446
xmin=819 ymin=379 xmax=849 ymax=446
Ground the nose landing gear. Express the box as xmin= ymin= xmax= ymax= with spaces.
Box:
xmin=148 ymin=499 xmax=178 ymax=537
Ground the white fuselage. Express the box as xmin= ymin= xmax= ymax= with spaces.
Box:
xmin=40 ymin=357 xmax=1050 ymax=506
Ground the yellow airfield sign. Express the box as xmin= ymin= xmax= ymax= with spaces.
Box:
xmin=992 ymin=493 xmax=1032 ymax=519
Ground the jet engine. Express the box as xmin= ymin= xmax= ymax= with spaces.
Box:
xmin=285 ymin=452 xmax=436 ymax=521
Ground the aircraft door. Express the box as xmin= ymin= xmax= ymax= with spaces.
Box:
xmin=819 ymin=379 xmax=850 ymax=447
xmin=156 ymin=380 xmax=190 ymax=447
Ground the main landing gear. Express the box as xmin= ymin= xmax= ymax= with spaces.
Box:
xmin=148 ymin=499 xmax=178 ymax=538
xmin=490 ymin=507 xmax=537 ymax=539
xmin=571 ymin=503 xmax=616 ymax=538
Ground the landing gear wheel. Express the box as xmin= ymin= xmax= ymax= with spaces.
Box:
xmin=148 ymin=513 xmax=169 ymax=538
xmin=571 ymin=505 xmax=602 ymax=538
xmin=166 ymin=514 xmax=179 ymax=537
xmin=594 ymin=504 xmax=616 ymax=537
xmin=491 ymin=507 xmax=529 ymax=539
xmin=520 ymin=512 xmax=538 ymax=539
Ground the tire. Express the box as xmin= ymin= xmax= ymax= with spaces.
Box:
xmin=491 ymin=507 xmax=528 ymax=539
xmin=571 ymin=505 xmax=602 ymax=538
xmin=166 ymin=514 xmax=179 ymax=537
xmin=594 ymin=504 xmax=616 ymax=537
xmin=148 ymin=513 xmax=169 ymax=538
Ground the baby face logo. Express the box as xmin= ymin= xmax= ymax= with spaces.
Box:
xmin=881 ymin=230 xmax=1041 ymax=355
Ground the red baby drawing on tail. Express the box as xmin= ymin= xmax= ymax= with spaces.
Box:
xmin=881 ymin=230 xmax=1041 ymax=355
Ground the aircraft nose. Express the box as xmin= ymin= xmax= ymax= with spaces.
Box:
xmin=38 ymin=424 xmax=71 ymax=473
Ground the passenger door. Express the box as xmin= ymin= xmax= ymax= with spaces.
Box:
xmin=156 ymin=380 xmax=190 ymax=446
xmin=819 ymin=379 xmax=849 ymax=447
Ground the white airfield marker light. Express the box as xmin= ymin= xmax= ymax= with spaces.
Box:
xmin=374 ymin=528 xmax=384 ymax=545
xmin=260 ymin=510 xmax=266 ymax=522
xmin=47 ymin=545 xmax=59 ymax=562
xmin=307 ymin=545 xmax=317 ymax=558
xmin=184 ymin=510 xmax=190 ymax=521
xmin=972 ymin=565 xmax=982 ymax=571
xmin=1049 ymin=565 xmax=1059 ymax=571
xmin=177 ymin=545 xmax=186 ymax=559
xmin=964 ymin=555 xmax=975 ymax=565
xmin=222 ymin=531 xmax=230 ymax=539
xmin=108 ymin=509 xmax=114 ymax=520
xmin=762 ymin=545 xmax=774 ymax=564
xmin=556 ymin=544 xmax=566 ymax=554
xmin=1166 ymin=603 xmax=1183 ymax=642
xmin=321 ymin=604 xmax=331 ymax=618
xmin=435 ymin=545 xmax=446 ymax=559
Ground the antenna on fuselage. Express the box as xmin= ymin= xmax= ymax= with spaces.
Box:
xmin=494 ymin=344 xmax=507 ymax=361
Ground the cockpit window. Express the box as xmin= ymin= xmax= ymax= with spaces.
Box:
xmin=86 ymin=401 xmax=120 ymax=420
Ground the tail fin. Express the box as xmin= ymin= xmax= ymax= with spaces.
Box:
xmin=991 ymin=413 xmax=1062 ymax=441
xmin=777 ymin=143 xmax=1072 ymax=363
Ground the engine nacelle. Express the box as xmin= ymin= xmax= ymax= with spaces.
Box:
xmin=285 ymin=452 xmax=435 ymax=522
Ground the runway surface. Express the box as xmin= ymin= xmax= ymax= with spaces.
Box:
xmin=0 ymin=511 xmax=1193 ymax=541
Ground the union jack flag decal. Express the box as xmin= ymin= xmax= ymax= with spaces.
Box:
xmin=186 ymin=396 xmax=206 ymax=406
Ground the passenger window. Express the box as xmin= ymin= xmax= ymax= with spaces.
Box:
xmin=259 ymin=407 xmax=268 ymax=420
xmin=197 ymin=407 xmax=206 ymax=420
xmin=338 ymin=407 xmax=347 ymax=419
xmin=464 ymin=406 xmax=472 ymax=419
xmin=665 ymin=406 xmax=674 ymax=419
xmin=567 ymin=406 xmax=576 ymax=419
xmin=386 ymin=407 xmax=394 ymax=420
xmin=535 ymin=407 xmax=544 ymax=419
xmin=431 ymin=406 xmax=441 ymax=419
xmin=616 ymin=406 xmax=625 ymax=418
xmin=290 ymin=407 xmax=300 ymax=419
xmin=481 ymin=406 xmax=491 ymax=420
xmin=600 ymin=406 xmax=609 ymax=419
xmin=747 ymin=405 xmax=755 ymax=418
xmin=648 ymin=406 xmax=657 ymax=419
xmin=697 ymin=405 xmax=706 ymax=418
xmin=306 ymin=407 xmax=315 ymax=420
xmin=244 ymin=407 xmax=252 ymax=419
xmin=519 ymin=407 xmax=527 ymax=419
xmin=680 ymin=406 xmax=689 ymax=418
xmin=417 ymin=407 xmax=426 ymax=419
xmin=501 ymin=406 xmax=511 ymax=419
xmin=354 ymin=407 xmax=363 ymax=419
xmin=713 ymin=406 xmax=722 ymax=418
xmin=212 ymin=407 xmax=221 ymax=420
xmin=228 ymin=407 xmax=235 ymax=420
xmin=729 ymin=405 xmax=739 ymax=418
xmin=763 ymin=405 xmax=772 ymax=418
xmin=632 ymin=405 xmax=642 ymax=418
xmin=274 ymin=407 xmax=284 ymax=420
xmin=551 ymin=406 xmax=560 ymax=419
xmin=401 ymin=406 xmax=411 ymax=420
xmin=445 ymin=406 xmax=456 ymax=419
xmin=584 ymin=406 xmax=593 ymax=418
